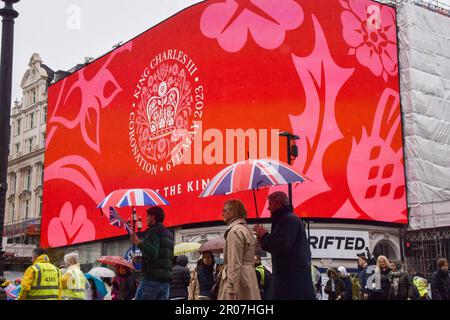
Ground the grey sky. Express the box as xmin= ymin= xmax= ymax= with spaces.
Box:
xmin=1 ymin=0 xmax=450 ymax=101
xmin=3 ymin=0 xmax=203 ymax=101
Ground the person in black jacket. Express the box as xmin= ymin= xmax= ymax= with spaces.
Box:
xmin=254 ymin=191 xmax=314 ymax=300
xmin=431 ymin=258 xmax=450 ymax=300
xmin=357 ymin=253 xmax=369 ymax=300
xmin=387 ymin=260 xmax=414 ymax=300
xmin=131 ymin=206 xmax=174 ymax=300
xmin=324 ymin=268 xmax=346 ymax=300
xmin=170 ymin=255 xmax=191 ymax=300
xmin=189 ymin=251 xmax=216 ymax=300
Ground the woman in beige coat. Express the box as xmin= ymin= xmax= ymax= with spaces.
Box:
xmin=218 ymin=200 xmax=261 ymax=300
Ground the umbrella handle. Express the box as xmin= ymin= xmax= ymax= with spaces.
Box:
xmin=252 ymin=189 xmax=260 ymax=225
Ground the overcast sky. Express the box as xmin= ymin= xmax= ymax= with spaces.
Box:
xmin=2 ymin=0 xmax=203 ymax=101
xmin=1 ymin=0 xmax=450 ymax=101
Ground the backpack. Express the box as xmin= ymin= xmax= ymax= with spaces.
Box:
xmin=351 ymin=274 xmax=361 ymax=300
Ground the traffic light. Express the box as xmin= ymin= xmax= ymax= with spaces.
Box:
xmin=404 ymin=241 xmax=413 ymax=257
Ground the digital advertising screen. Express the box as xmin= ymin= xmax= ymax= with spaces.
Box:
xmin=42 ymin=0 xmax=406 ymax=248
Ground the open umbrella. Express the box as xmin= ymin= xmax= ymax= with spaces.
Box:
xmin=97 ymin=256 xmax=135 ymax=270
xmin=88 ymin=267 xmax=116 ymax=278
xmin=198 ymin=238 xmax=225 ymax=253
xmin=174 ymin=242 xmax=201 ymax=255
xmin=97 ymin=188 xmax=170 ymax=253
xmin=97 ymin=188 xmax=169 ymax=209
xmin=85 ymin=274 xmax=108 ymax=299
xmin=199 ymin=159 xmax=309 ymax=222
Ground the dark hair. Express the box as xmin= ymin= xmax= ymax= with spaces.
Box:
xmin=147 ymin=206 xmax=165 ymax=222
xmin=33 ymin=248 xmax=47 ymax=257
xmin=437 ymin=258 xmax=448 ymax=268
xmin=197 ymin=251 xmax=215 ymax=268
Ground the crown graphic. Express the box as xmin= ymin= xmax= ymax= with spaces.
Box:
xmin=146 ymin=81 xmax=180 ymax=141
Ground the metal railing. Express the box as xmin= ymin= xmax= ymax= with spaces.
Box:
xmin=3 ymin=217 xmax=41 ymax=238
xmin=376 ymin=0 xmax=450 ymax=17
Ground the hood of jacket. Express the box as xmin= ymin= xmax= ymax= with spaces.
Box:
xmin=175 ymin=255 xmax=189 ymax=267
xmin=33 ymin=254 xmax=52 ymax=265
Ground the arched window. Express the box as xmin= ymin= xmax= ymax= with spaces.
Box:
xmin=373 ymin=241 xmax=398 ymax=261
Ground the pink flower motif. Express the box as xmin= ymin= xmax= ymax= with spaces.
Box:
xmin=340 ymin=0 xmax=398 ymax=81
xmin=47 ymin=202 xmax=96 ymax=247
xmin=200 ymin=0 xmax=303 ymax=53
xmin=48 ymin=42 xmax=132 ymax=153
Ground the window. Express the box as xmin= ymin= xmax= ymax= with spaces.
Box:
xmin=10 ymin=174 xmax=16 ymax=194
xmin=41 ymin=132 xmax=46 ymax=147
xmin=25 ymin=168 xmax=32 ymax=190
xmin=26 ymin=137 xmax=34 ymax=153
xmin=42 ymin=106 xmax=47 ymax=123
xmin=29 ymin=112 xmax=35 ymax=128
xmin=24 ymin=199 xmax=29 ymax=219
xmin=10 ymin=203 xmax=15 ymax=224
xmin=40 ymin=163 xmax=44 ymax=184
xmin=38 ymin=196 xmax=43 ymax=217
xmin=373 ymin=241 xmax=398 ymax=261
xmin=16 ymin=119 xmax=21 ymax=135
xmin=31 ymin=89 xmax=36 ymax=104
xmin=14 ymin=143 xmax=20 ymax=156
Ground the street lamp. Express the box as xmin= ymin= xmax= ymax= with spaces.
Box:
xmin=278 ymin=131 xmax=300 ymax=207
xmin=0 ymin=0 xmax=19 ymax=277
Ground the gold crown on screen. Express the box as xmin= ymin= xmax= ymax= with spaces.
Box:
xmin=146 ymin=81 xmax=180 ymax=140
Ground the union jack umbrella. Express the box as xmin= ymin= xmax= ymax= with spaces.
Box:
xmin=199 ymin=159 xmax=309 ymax=222
xmin=97 ymin=188 xmax=169 ymax=209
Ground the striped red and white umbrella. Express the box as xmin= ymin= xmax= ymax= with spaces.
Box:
xmin=200 ymin=159 xmax=308 ymax=197
xmin=97 ymin=188 xmax=169 ymax=209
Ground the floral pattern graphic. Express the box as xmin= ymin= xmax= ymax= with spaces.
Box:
xmin=200 ymin=0 xmax=303 ymax=52
xmin=340 ymin=0 xmax=397 ymax=81
xmin=48 ymin=42 xmax=132 ymax=153
xmin=346 ymin=88 xmax=406 ymax=222
xmin=47 ymin=202 xmax=96 ymax=247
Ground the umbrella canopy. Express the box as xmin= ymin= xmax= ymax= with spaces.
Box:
xmin=198 ymin=238 xmax=225 ymax=253
xmin=97 ymin=256 xmax=135 ymax=270
xmin=97 ymin=188 xmax=169 ymax=208
xmin=174 ymin=242 xmax=201 ymax=255
xmin=88 ymin=267 xmax=116 ymax=278
xmin=85 ymin=274 xmax=108 ymax=299
xmin=200 ymin=159 xmax=307 ymax=197
xmin=5 ymin=284 xmax=20 ymax=300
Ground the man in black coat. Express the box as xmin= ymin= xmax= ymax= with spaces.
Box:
xmin=169 ymin=255 xmax=191 ymax=300
xmin=254 ymin=192 xmax=315 ymax=300
xmin=431 ymin=258 xmax=450 ymax=300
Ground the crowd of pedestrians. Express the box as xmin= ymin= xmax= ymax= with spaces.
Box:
xmin=1 ymin=191 xmax=449 ymax=301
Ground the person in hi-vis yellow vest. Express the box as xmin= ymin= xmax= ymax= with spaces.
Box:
xmin=19 ymin=248 xmax=62 ymax=300
xmin=61 ymin=251 xmax=87 ymax=300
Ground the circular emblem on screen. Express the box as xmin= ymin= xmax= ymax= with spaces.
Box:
xmin=129 ymin=50 xmax=204 ymax=175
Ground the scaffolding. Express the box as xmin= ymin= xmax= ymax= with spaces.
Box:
xmin=406 ymin=227 xmax=450 ymax=278
xmin=376 ymin=0 xmax=450 ymax=17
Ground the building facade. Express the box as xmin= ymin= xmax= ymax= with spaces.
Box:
xmin=3 ymin=53 xmax=53 ymax=248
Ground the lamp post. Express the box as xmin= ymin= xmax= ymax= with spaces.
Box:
xmin=0 ymin=0 xmax=19 ymax=277
xmin=278 ymin=131 xmax=299 ymax=207
xmin=278 ymin=131 xmax=310 ymax=238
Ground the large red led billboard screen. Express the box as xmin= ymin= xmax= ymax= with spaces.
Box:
xmin=42 ymin=0 xmax=406 ymax=248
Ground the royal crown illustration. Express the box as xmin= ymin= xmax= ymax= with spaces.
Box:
xmin=146 ymin=81 xmax=180 ymax=141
